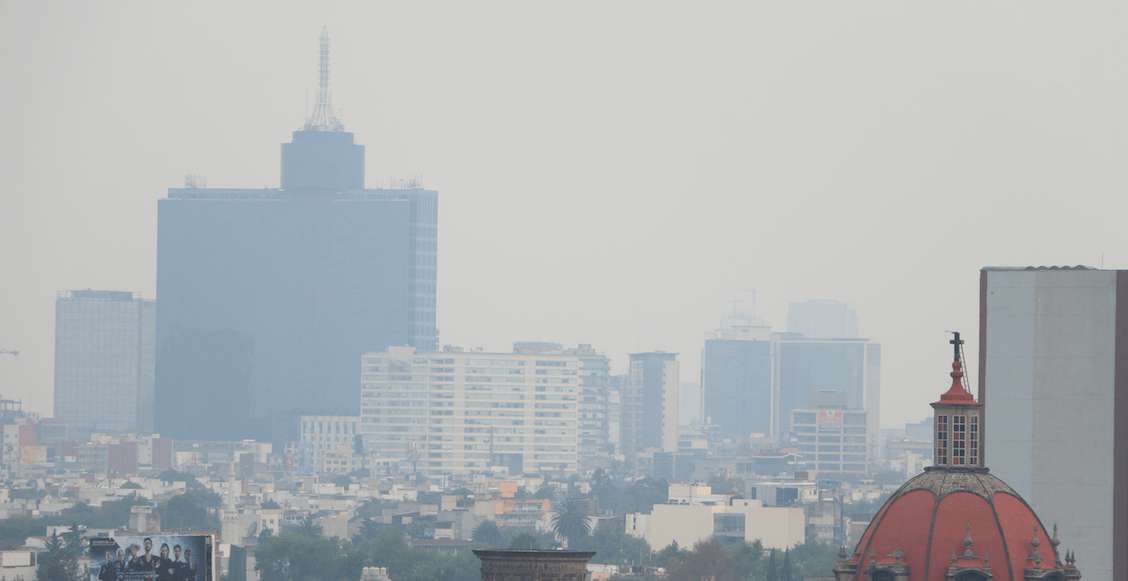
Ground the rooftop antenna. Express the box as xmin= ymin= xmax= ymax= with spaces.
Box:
xmin=305 ymin=26 xmax=343 ymax=132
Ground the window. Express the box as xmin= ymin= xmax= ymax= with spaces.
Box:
xmin=936 ymin=415 xmax=948 ymax=465
xmin=952 ymin=415 xmax=966 ymax=465
xmin=969 ymin=415 xmax=979 ymax=465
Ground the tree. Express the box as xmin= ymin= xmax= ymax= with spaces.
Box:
xmin=37 ymin=530 xmax=82 ymax=581
xmin=255 ymin=531 xmax=344 ymax=581
xmin=781 ymin=548 xmax=793 ymax=581
xmin=550 ymin=497 xmax=592 ymax=548
xmin=667 ymin=538 xmax=735 ymax=581
xmin=160 ymin=491 xmax=219 ymax=530
xmin=586 ymin=518 xmax=651 ymax=567
xmin=726 ymin=540 xmax=764 ymax=580
xmin=508 ymin=532 xmax=542 ymax=550
xmin=471 ymin=521 xmax=504 ymax=547
xmin=786 ymin=541 xmax=840 ymax=579
xmin=766 ymin=549 xmax=778 ymax=581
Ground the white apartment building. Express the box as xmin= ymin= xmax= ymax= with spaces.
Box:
xmin=361 ymin=346 xmax=580 ymax=476
xmin=625 ymin=483 xmax=804 ymax=551
xmin=298 ymin=415 xmax=359 ymax=474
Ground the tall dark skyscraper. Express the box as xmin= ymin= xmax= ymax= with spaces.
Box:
xmin=155 ymin=29 xmax=437 ymax=442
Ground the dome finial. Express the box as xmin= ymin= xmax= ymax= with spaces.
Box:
xmin=939 ymin=332 xmax=975 ymax=403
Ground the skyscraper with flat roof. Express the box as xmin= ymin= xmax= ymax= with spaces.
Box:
xmin=55 ymin=290 xmax=155 ymax=434
xmin=981 ymin=266 xmax=1128 ymax=581
xmin=622 ymin=352 xmax=679 ymax=460
xmin=155 ymin=30 xmax=437 ymax=443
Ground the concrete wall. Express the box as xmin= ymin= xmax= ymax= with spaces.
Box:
xmin=984 ymin=268 xmax=1116 ymax=581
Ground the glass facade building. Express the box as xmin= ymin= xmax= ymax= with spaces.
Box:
xmin=155 ymin=127 xmax=437 ymax=443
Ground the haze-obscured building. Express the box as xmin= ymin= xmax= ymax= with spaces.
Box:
xmin=297 ymin=415 xmax=359 ymax=474
xmin=361 ymin=346 xmax=580 ymax=476
xmin=790 ymin=393 xmax=868 ymax=478
xmin=155 ymin=31 xmax=437 ymax=444
xmin=54 ymin=289 xmax=155 ymax=435
xmin=981 ymin=266 xmax=1127 ymax=581
xmin=786 ymin=299 xmax=859 ymax=339
xmin=513 ymin=342 xmax=612 ymax=472
xmin=702 ymin=316 xmax=880 ymax=461
xmin=622 ymin=352 xmax=679 ymax=460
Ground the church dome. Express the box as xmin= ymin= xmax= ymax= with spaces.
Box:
xmin=834 ymin=333 xmax=1082 ymax=581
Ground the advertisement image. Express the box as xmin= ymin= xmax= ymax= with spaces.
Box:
xmin=87 ymin=534 xmax=212 ymax=581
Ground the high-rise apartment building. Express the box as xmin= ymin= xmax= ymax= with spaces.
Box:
xmin=786 ymin=299 xmax=859 ymax=339
xmin=155 ymin=31 xmax=438 ymax=443
xmin=54 ymin=290 xmax=155 ymax=434
xmin=360 ymin=346 xmax=580 ymax=476
xmin=981 ymin=266 xmax=1128 ymax=581
xmin=622 ymin=352 xmax=679 ymax=460
xmin=513 ymin=342 xmax=612 ymax=472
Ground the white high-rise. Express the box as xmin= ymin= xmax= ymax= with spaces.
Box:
xmin=54 ymin=290 xmax=155 ymax=434
xmin=360 ymin=346 xmax=580 ymax=476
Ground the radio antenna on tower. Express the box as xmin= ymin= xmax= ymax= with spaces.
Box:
xmin=305 ymin=26 xmax=343 ymax=131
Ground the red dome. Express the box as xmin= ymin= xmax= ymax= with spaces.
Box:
xmin=840 ymin=469 xmax=1072 ymax=581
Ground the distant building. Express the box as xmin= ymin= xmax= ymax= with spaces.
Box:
xmin=625 ymin=483 xmax=804 ymax=550
xmin=54 ymin=289 xmax=155 ymax=434
xmin=622 ymin=352 xmax=679 ymax=461
xmin=361 ymin=346 xmax=580 ymax=476
xmin=298 ymin=415 xmax=359 ymax=474
xmin=981 ymin=266 xmax=1127 ymax=581
xmin=702 ymin=321 xmax=880 ymax=461
xmin=514 ymin=343 xmax=612 ymax=472
xmin=790 ymin=397 xmax=868 ymax=478
xmin=786 ymin=299 xmax=858 ymax=339
xmin=155 ymin=31 xmax=437 ymax=444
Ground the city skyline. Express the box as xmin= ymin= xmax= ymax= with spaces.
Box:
xmin=6 ymin=2 xmax=1128 ymax=433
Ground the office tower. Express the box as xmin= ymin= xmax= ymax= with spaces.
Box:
xmin=981 ymin=266 xmax=1127 ymax=581
xmin=54 ymin=290 xmax=155 ymax=434
xmin=702 ymin=322 xmax=880 ymax=453
xmin=513 ymin=342 xmax=612 ymax=472
xmin=776 ymin=335 xmax=881 ymax=457
xmin=155 ymin=30 xmax=438 ymax=443
xmin=790 ymin=391 xmax=868 ymax=478
xmin=786 ymin=299 xmax=859 ymax=339
xmin=622 ymin=352 xmax=679 ymax=459
xmin=702 ymin=324 xmax=773 ymax=439
xmin=360 ymin=346 xmax=580 ymax=476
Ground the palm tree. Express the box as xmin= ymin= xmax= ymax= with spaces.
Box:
xmin=550 ymin=497 xmax=592 ymax=548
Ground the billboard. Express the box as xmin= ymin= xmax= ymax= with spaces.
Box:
xmin=87 ymin=534 xmax=213 ymax=581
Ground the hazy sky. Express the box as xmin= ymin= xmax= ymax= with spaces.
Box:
xmin=3 ymin=1 xmax=1127 ymax=428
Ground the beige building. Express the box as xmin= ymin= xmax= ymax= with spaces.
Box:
xmin=625 ymin=483 xmax=804 ymax=550
xmin=361 ymin=346 xmax=580 ymax=476
xmin=298 ymin=415 xmax=359 ymax=474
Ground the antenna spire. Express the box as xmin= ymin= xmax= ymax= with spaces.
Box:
xmin=305 ymin=26 xmax=343 ymax=131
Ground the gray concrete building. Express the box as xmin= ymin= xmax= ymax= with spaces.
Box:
xmin=622 ymin=352 xmax=679 ymax=460
xmin=54 ymin=290 xmax=155 ymax=434
xmin=981 ymin=266 xmax=1128 ymax=581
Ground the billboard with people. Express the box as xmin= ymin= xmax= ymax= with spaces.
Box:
xmin=87 ymin=534 xmax=213 ymax=581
